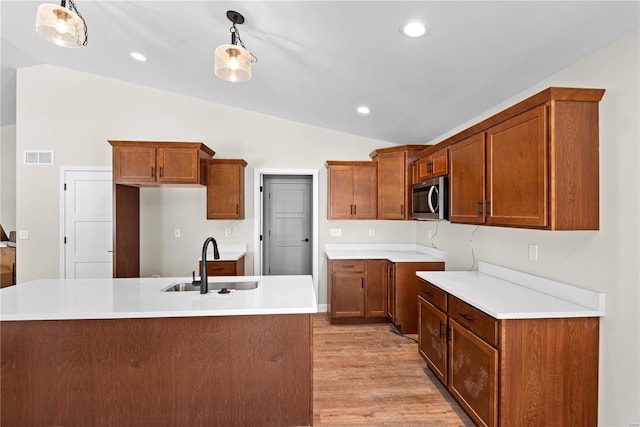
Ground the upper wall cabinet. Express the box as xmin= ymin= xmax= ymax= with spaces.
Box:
xmin=109 ymin=141 xmax=215 ymax=185
xmin=413 ymin=146 xmax=449 ymax=184
xmin=326 ymin=161 xmax=377 ymax=219
xmin=370 ymin=145 xmax=424 ymax=220
xmin=206 ymin=159 xmax=247 ymax=220
xmin=447 ymin=87 xmax=604 ymax=230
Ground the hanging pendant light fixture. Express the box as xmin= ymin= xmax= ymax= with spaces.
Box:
xmin=35 ymin=0 xmax=88 ymax=48
xmin=215 ymin=10 xmax=256 ymax=83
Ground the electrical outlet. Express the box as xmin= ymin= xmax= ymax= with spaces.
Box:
xmin=369 ymin=227 xmax=375 ymax=237
xmin=528 ymin=244 xmax=538 ymax=261
xmin=174 ymin=229 xmax=181 ymax=238
xmin=428 ymin=230 xmax=433 ymax=240
xmin=330 ymin=228 xmax=342 ymax=237
xmin=225 ymin=228 xmax=232 ymax=237
xmin=18 ymin=230 xmax=29 ymax=240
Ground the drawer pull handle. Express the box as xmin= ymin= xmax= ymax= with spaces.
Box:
xmin=459 ymin=313 xmax=474 ymax=322
xmin=342 ymin=265 xmax=354 ymax=268
xmin=438 ymin=321 xmax=445 ymax=338
xmin=422 ymin=290 xmax=433 ymax=297
xmin=211 ymin=267 xmax=224 ymax=271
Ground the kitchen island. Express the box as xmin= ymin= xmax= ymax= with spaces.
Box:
xmin=1 ymin=275 xmax=317 ymax=426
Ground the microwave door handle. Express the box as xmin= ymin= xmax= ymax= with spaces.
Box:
xmin=427 ymin=186 xmax=437 ymax=213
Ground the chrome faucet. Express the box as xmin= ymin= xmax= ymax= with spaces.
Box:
xmin=195 ymin=237 xmax=220 ymax=294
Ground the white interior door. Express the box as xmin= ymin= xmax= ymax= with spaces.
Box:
xmin=263 ymin=176 xmax=312 ymax=275
xmin=63 ymin=170 xmax=113 ymax=279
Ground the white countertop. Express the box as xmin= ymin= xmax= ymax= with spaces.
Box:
xmin=417 ymin=262 xmax=605 ymax=319
xmin=325 ymin=243 xmax=445 ymax=263
xmin=0 ymin=275 xmax=317 ymax=321
xmin=199 ymin=244 xmax=246 ymax=262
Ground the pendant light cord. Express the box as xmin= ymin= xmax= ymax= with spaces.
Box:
xmin=67 ymin=0 xmax=88 ymax=45
xmin=230 ymin=23 xmax=257 ymax=63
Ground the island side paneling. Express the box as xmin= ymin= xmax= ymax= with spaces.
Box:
xmin=1 ymin=314 xmax=313 ymax=426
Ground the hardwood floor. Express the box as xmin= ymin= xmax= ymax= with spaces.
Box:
xmin=313 ymin=313 xmax=474 ymax=426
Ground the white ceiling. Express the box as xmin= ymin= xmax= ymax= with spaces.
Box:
xmin=1 ymin=1 xmax=638 ymax=144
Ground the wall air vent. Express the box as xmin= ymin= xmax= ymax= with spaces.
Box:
xmin=24 ymin=150 xmax=54 ymax=165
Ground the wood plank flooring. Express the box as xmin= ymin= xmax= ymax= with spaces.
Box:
xmin=313 ymin=313 xmax=474 ymax=426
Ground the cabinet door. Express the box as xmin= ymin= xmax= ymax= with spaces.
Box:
xmin=113 ymin=146 xmax=156 ymax=183
xmin=419 ymin=297 xmax=448 ymax=385
xmin=365 ymin=260 xmax=387 ymax=317
xmin=377 ymin=152 xmax=407 ymax=219
xmin=486 ymin=105 xmax=548 ymax=227
xmin=207 ymin=162 xmax=244 ymax=219
xmin=449 ymin=319 xmax=498 ymax=427
xmin=352 ymin=165 xmax=377 ymax=219
xmin=417 ymin=157 xmax=431 ymax=181
xmin=157 ymin=147 xmax=199 ymax=184
xmin=449 ymin=133 xmax=486 ymax=224
xmin=327 ymin=166 xmax=354 ymax=219
xmin=431 ymin=147 xmax=449 ymax=177
xmin=331 ymin=273 xmax=365 ymax=318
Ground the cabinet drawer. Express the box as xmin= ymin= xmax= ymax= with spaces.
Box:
xmin=417 ymin=279 xmax=447 ymax=312
xmin=449 ymin=296 xmax=498 ymax=347
xmin=331 ymin=260 xmax=366 ymax=273
xmin=204 ymin=261 xmax=237 ymax=276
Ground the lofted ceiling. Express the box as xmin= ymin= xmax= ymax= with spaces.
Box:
xmin=1 ymin=1 xmax=638 ymax=144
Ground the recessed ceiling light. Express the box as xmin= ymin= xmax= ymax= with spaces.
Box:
xmin=130 ymin=52 xmax=147 ymax=62
xmin=401 ymin=20 xmax=427 ymax=38
xmin=357 ymin=106 xmax=371 ymax=115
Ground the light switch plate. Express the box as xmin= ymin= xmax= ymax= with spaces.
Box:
xmin=528 ymin=244 xmax=538 ymax=261
xmin=18 ymin=230 xmax=29 ymax=240
xmin=174 ymin=229 xmax=181 ymax=238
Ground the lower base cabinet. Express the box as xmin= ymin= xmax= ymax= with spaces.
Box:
xmin=391 ymin=261 xmax=444 ymax=334
xmin=328 ymin=259 xmax=388 ymax=322
xmin=418 ymin=278 xmax=599 ymax=427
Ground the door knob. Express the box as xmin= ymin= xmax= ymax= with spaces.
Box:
xmin=302 ymin=238 xmax=309 ymax=242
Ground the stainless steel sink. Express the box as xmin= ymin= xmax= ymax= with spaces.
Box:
xmin=162 ymin=281 xmax=258 ymax=292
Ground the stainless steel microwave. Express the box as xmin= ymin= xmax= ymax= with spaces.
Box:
xmin=412 ymin=176 xmax=447 ymax=220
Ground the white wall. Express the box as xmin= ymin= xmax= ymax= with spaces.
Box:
xmin=0 ymin=124 xmax=16 ymax=233
xmin=416 ymin=31 xmax=640 ymax=426
xmin=15 ymin=64 xmax=419 ymax=300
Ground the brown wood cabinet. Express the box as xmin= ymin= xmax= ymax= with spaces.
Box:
xmin=418 ymin=296 xmax=447 ymax=384
xmin=109 ymin=141 xmax=214 ymax=185
xmin=199 ymin=256 xmax=245 ymax=277
xmin=390 ymin=261 xmax=444 ymax=334
xmin=370 ymin=145 xmax=424 ymax=220
xmin=414 ymin=146 xmax=449 ymax=184
xmin=205 ymin=159 xmax=246 ymax=220
xmin=445 ymin=88 xmax=604 ymax=230
xmin=418 ymin=278 xmax=600 ymax=427
xmin=328 ymin=259 xmax=388 ymax=322
xmin=449 ymin=133 xmax=486 ymax=224
xmin=108 ymin=140 xmax=216 ymax=278
xmin=326 ymin=161 xmax=377 ymax=219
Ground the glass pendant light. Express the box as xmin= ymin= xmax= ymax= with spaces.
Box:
xmin=35 ymin=0 xmax=88 ymax=48
xmin=214 ymin=11 xmax=255 ymax=83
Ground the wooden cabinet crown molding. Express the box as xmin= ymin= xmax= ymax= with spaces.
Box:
xmin=423 ymin=87 xmax=604 ymax=152
xmin=108 ymin=140 xmax=215 ymax=157
xmin=368 ymin=144 xmax=425 ymax=160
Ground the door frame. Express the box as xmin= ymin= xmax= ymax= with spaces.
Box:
xmin=254 ymin=168 xmax=319 ymax=300
xmin=59 ymin=166 xmax=112 ymax=279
